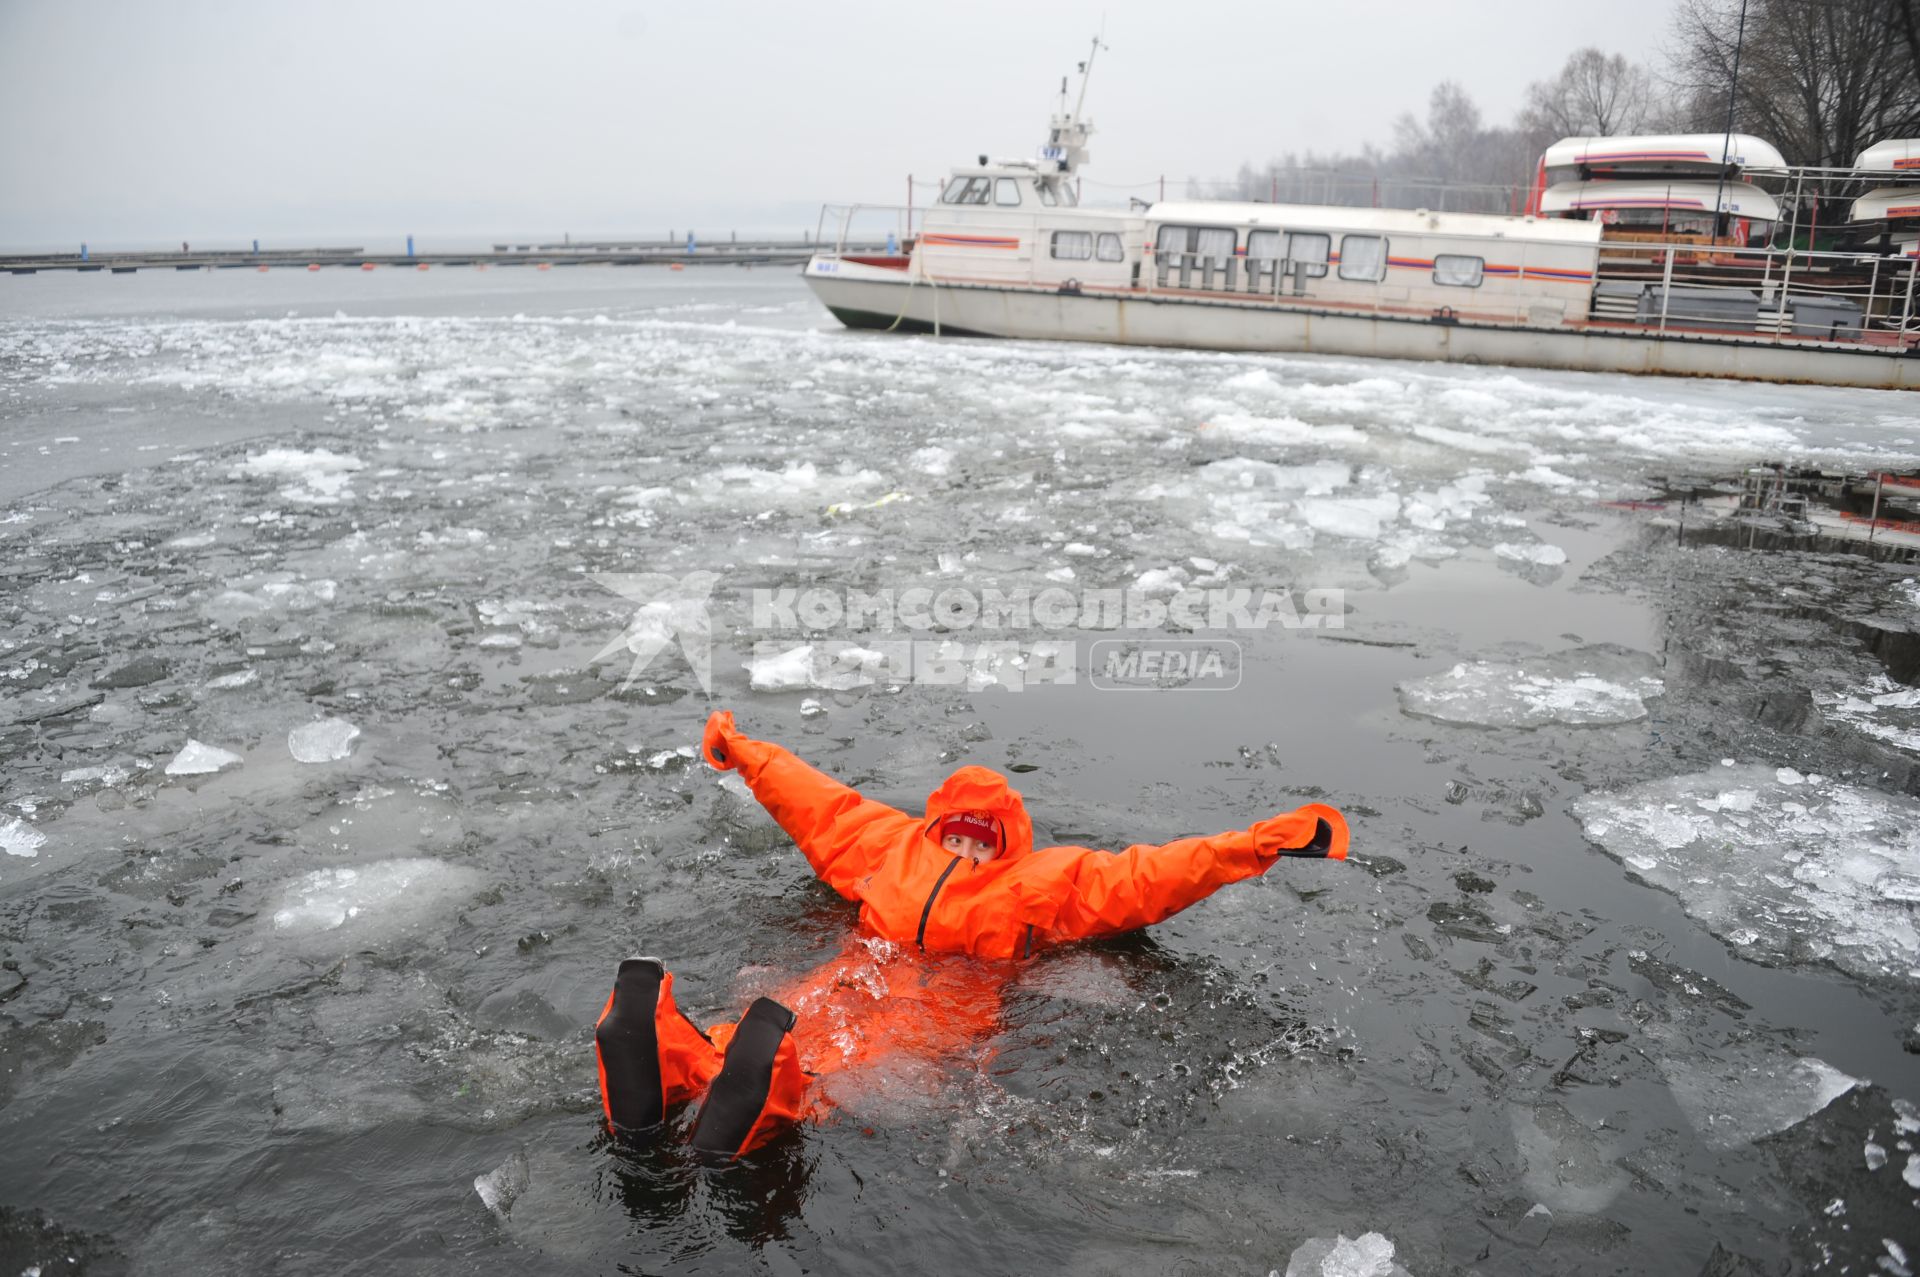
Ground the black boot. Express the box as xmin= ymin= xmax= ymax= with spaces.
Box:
xmin=688 ymin=997 xmax=802 ymax=1159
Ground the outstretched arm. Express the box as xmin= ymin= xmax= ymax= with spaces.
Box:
xmin=1040 ymin=804 xmax=1349 ymax=940
xmin=702 ymin=711 xmax=917 ymax=901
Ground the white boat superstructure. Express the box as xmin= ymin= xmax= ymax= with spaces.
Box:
xmin=803 ymin=55 xmax=1919 ymax=391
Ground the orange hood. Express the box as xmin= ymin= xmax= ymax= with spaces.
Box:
xmin=920 ymin=766 xmax=1034 ymax=861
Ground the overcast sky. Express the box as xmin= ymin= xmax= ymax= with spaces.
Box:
xmin=0 ymin=0 xmax=1681 ymax=249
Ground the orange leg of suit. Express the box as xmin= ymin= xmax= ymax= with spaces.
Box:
xmin=595 ymin=943 xmax=1009 ymax=1157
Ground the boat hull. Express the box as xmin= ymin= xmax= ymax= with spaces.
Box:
xmin=804 ymin=263 xmax=1919 ymax=391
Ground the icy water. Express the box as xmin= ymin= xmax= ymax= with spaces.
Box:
xmin=2 ymin=265 xmax=1919 ymax=1276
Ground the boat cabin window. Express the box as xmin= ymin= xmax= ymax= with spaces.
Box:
xmin=1096 ymin=232 xmax=1125 ymax=262
xmin=1337 ymin=234 xmax=1387 ymax=282
xmin=1036 ymin=182 xmax=1059 ymax=207
xmin=995 ymin=178 xmax=1023 ymax=206
xmin=1433 ymin=254 xmax=1484 ymax=287
xmin=1246 ymin=230 xmax=1329 ymax=276
xmin=1051 ymin=230 xmax=1094 ymax=261
xmin=1284 ymin=232 xmax=1331 ymax=277
xmin=941 ymin=176 xmax=993 ymax=205
xmin=1156 ymin=225 xmax=1237 ymax=259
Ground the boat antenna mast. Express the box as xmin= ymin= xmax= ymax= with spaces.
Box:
xmin=1042 ymin=34 xmax=1105 ymax=179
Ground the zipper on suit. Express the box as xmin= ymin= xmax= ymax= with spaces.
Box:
xmin=915 ymin=858 xmax=961 ymax=950
xmin=1021 ymin=924 xmax=1034 ymax=959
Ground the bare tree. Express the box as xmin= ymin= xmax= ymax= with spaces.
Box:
xmin=1520 ymin=49 xmax=1664 ymax=142
xmin=1670 ymin=0 xmax=1920 ymax=167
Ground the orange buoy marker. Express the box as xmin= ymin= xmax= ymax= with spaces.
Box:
xmin=669 ymin=262 xmax=685 ymax=272
xmin=307 ymin=263 xmax=321 ymax=272
xmin=360 ymin=262 xmax=376 ymax=271
xmin=417 ymin=263 xmax=429 ymax=271
xmin=537 ymin=262 xmax=551 ymax=271
xmin=258 ymin=265 xmax=269 ymax=273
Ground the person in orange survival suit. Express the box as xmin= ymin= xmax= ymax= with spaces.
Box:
xmin=594 ymin=709 xmax=1351 ymax=1160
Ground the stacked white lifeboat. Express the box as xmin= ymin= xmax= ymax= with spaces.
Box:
xmin=1535 ymin=134 xmax=1785 ymax=245
xmin=1849 ymin=140 xmax=1920 ymax=259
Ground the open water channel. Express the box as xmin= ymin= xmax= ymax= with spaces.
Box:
xmin=1 ymin=265 xmax=1917 ymax=1275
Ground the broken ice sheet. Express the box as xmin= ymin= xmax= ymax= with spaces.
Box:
xmin=270 ymin=858 xmax=481 ymax=936
xmin=1814 ymin=673 xmax=1920 ymax=755
xmin=1398 ymin=644 xmax=1662 ymax=728
xmin=1574 ymin=765 xmax=1920 ymax=982
xmin=1282 ymin=1231 xmax=1411 ymax=1277
xmin=1 ymin=817 xmax=46 ymax=858
xmin=288 ymin=717 xmax=360 ymax=763
xmin=165 ymin=739 xmax=244 ymax=776
xmin=474 ymin=1149 xmax=530 ymax=1220
xmin=1651 ymin=1038 xmax=1860 ymax=1150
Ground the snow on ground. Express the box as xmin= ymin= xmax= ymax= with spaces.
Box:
xmin=1575 ymin=764 xmax=1920 ymax=982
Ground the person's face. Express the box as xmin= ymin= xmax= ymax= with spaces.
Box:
xmin=941 ymin=832 xmax=996 ymax=863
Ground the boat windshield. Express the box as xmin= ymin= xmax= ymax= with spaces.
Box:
xmin=941 ymin=177 xmax=993 ymax=205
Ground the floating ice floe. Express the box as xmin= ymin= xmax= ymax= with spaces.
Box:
xmin=270 ymin=858 xmax=481 ymax=934
xmin=475 ymin=598 xmax=557 ymax=636
xmin=1 ymin=817 xmax=46 ymax=859
xmin=750 ymin=644 xmax=822 ymax=691
xmin=474 ymin=1149 xmax=531 ymax=1220
xmin=205 ymin=669 xmax=258 ymax=690
xmin=1511 ymin=1103 xmax=1626 ymax=1211
xmin=203 ymin=577 xmax=338 ymax=625
xmin=165 ymin=739 xmax=244 ymax=776
xmin=288 ymin=718 xmax=361 ymax=763
xmin=1493 ymin=541 xmax=1569 ymax=567
xmin=61 ymin=762 xmax=135 ymax=789
xmin=1398 ymin=646 xmax=1662 ymax=728
xmin=1574 ymin=765 xmax=1920 ymax=981
xmin=232 ymin=448 xmax=364 ymax=504
xmin=1814 ymin=673 xmax=1920 ymax=754
xmin=1650 ymin=1034 xmax=1860 ymax=1149
xmin=1282 ymin=1231 xmax=1411 ymax=1277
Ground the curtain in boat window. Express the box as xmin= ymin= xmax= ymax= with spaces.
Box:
xmin=1096 ymin=233 xmax=1124 ymax=262
xmin=1284 ymin=232 xmax=1330 ymax=276
xmin=1246 ymin=229 xmax=1282 ymax=259
xmin=1433 ymin=254 xmax=1484 ymax=287
xmin=1338 ymin=234 xmax=1387 ymax=282
xmin=1051 ymin=230 xmax=1094 ymax=261
xmin=995 ymin=179 xmax=1022 ymax=206
xmin=1194 ymin=227 xmax=1237 ymax=261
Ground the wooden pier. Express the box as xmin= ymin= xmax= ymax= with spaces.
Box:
xmin=1 ymin=238 xmax=890 ymax=275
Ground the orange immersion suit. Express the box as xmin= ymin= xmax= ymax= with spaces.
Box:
xmin=594 ymin=710 xmax=1350 ymax=1158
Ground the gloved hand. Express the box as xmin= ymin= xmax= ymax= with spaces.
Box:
xmin=702 ymin=710 xmax=742 ymax=771
xmin=1275 ymin=818 xmax=1337 ymax=858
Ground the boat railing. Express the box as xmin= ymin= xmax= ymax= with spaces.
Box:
xmin=1592 ymin=241 xmax=1918 ymax=346
xmin=813 ymin=204 xmax=923 ymax=258
xmin=1144 ymin=240 xmax=1917 ymax=347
